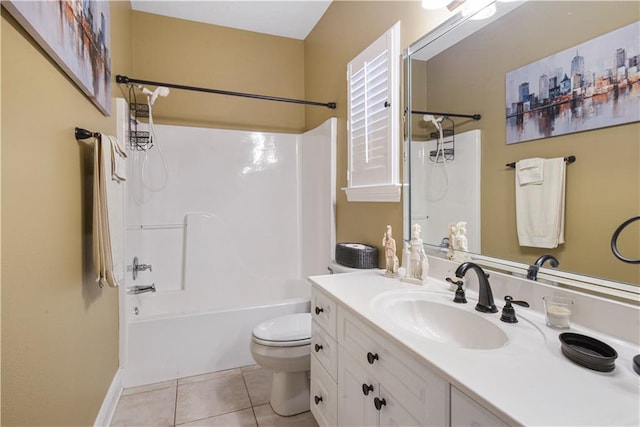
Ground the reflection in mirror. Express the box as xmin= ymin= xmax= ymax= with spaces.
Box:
xmin=405 ymin=0 xmax=639 ymax=295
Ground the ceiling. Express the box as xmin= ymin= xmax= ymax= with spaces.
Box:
xmin=130 ymin=0 xmax=333 ymax=40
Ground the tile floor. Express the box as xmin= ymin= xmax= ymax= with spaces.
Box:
xmin=111 ymin=365 xmax=319 ymax=427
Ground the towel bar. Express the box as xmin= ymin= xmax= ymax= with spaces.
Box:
xmin=75 ymin=127 xmax=100 ymax=140
xmin=506 ymin=155 xmax=575 ymax=168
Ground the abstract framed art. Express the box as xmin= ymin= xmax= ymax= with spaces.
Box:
xmin=4 ymin=0 xmax=111 ymax=115
xmin=506 ymin=21 xmax=639 ymax=144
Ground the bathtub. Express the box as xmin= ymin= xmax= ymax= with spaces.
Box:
xmin=119 ymin=118 xmax=336 ymax=388
xmin=121 ymin=291 xmax=310 ymax=388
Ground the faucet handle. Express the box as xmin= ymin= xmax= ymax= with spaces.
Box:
xmin=446 ymin=277 xmax=467 ymax=304
xmin=500 ymin=296 xmax=530 ymax=323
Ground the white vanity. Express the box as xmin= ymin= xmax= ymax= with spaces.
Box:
xmin=308 ymin=257 xmax=640 ymax=426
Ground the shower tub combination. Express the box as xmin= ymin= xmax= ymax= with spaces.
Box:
xmin=117 ymin=102 xmax=336 ymax=387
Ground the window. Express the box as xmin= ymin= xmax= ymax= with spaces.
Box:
xmin=344 ymin=22 xmax=401 ymax=202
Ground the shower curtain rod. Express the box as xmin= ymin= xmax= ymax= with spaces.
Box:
xmin=116 ymin=75 xmax=337 ymax=109
xmin=411 ymin=109 xmax=481 ymax=120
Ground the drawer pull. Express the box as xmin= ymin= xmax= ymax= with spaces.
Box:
xmin=314 ymin=344 xmax=323 ymax=352
xmin=315 ymin=306 xmax=324 ymax=315
xmin=367 ymin=352 xmax=379 ymax=364
xmin=362 ymin=383 xmax=374 ymax=396
xmin=374 ymin=397 xmax=387 ymax=410
xmin=314 ymin=395 xmax=323 ymax=405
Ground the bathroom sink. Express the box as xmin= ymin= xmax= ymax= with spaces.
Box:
xmin=371 ymin=290 xmax=509 ymax=350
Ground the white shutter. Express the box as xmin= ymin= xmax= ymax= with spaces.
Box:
xmin=344 ymin=22 xmax=401 ymax=202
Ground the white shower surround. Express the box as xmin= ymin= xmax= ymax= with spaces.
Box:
xmin=410 ymin=129 xmax=481 ymax=252
xmin=118 ymin=104 xmax=336 ymax=387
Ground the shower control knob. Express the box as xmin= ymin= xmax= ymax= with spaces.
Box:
xmin=315 ymin=306 xmax=324 ymax=315
xmin=314 ymin=395 xmax=323 ymax=405
xmin=314 ymin=344 xmax=323 ymax=352
xmin=367 ymin=352 xmax=379 ymax=364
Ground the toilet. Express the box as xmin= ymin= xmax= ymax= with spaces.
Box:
xmin=250 ymin=312 xmax=312 ymax=416
xmin=250 ymin=262 xmax=374 ymax=416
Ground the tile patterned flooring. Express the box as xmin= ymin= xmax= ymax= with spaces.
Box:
xmin=111 ymin=365 xmax=319 ymax=427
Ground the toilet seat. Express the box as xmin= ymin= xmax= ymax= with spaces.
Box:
xmin=252 ymin=313 xmax=311 ymax=347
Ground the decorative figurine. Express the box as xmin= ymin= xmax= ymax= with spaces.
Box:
xmin=402 ymin=223 xmax=429 ymax=284
xmin=447 ymin=222 xmax=457 ymax=260
xmin=452 ymin=221 xmax=472 ymax=262
xmin=382 ymin=225 xmax=399 ymax=277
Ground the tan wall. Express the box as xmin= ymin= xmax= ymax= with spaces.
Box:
xmin=131 ymin=11 xmax=306 ymax=133
xmin=1 ymin=1 xmax=132 ymax=425
xmin=304 ymin=1 xmax=452 ymax=264
xmin=421 ymin=1 xmax=639 ymax=284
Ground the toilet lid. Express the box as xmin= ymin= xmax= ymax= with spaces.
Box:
xmin=252 ymin=313 xmax=311 ymax=345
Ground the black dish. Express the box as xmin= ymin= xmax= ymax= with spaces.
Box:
xmin=559 ymin=332 xmax=618 ymax=372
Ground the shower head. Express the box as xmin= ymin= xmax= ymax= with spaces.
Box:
xmin=137 ymin=85 xmax=170 ymax=106
xmin=423 ymin=114 xmax=444 ymax=131
xmin=149 ymin=86 xmax=170 ymax=106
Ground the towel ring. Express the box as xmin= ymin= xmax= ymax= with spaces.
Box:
xmin=611 ymin=216 xmax=640 ymax=264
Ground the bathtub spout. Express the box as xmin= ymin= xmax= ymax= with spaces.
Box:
xmin=127 ymin=284 xmax=156 ymax=295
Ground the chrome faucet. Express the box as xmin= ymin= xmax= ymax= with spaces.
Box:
xmin=526 ymin=255 xmax=559 ymax=281
xmin=127 ymin=284 xmax=156 ymax=295
xmin=455 ymin=262 xmax=498 ymax=313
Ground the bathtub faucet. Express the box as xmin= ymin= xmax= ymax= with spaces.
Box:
xmin=127 ymin=284 xmax=156 ymax=295
xmin=131 ymin=256 xmax=153 ymax=280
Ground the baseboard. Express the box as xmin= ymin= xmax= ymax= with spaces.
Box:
xmin=94 ymin=368 xmax=123 ymax=427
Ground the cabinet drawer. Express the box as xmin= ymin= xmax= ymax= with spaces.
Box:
xmin=310 ymin=354 xmax=337 ymax=427
xmin=312 ymin=320 xmax=338 ymax=381
xmin=451 ymin=387 xmax=509 ymax=427
xmin=312 ymin=288 xmax=337 ymax=338
xmin=338 ymin=308 xmax=448 ymax=426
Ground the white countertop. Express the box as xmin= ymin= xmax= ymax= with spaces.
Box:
xmin=309 ymin=269 xmax=640 ymax=427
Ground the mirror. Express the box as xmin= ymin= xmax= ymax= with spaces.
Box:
xmin=405 ymin=0 xmax=639 ymax=293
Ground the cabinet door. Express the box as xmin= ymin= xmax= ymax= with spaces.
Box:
xmin=377 ymin=384 xmax=423 ymax=427
xmin=338 ymin=348 xmax=378 ymax=427
xmin=451 ymin=386 xmax=510 ymax=427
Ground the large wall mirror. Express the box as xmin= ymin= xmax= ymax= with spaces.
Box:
xmin=405 ymin=0 xmax=639 ymax=299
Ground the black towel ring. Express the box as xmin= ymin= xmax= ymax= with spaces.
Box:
xmin=611 ymin=216 xmax=640 ymax=264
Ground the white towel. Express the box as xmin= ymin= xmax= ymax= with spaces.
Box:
xmin=515 ymin=157 xmax=566 ymax=248
xmin=517 ymin=157 xmax=544 ymax=185
xmin=93 ymin=134 xmax=125 ymax=287
xmin=105 ymin=135 xmax=127 ymax=182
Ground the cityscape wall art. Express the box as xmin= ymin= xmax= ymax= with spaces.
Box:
xmin=4 ymin=0 xmax=111 ymax=115
xmin=505 ymin=21 xmax=639 ymax=144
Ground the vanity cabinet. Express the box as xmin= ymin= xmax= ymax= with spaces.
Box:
xmin=310 ymin=288 xmax=339 ymax=426
xmin=337 ymin=308 xmax=448 ymax=426
xmin=310 ymin=286 xmax=511 ymax=427
xmin=450 ymin=386 xmax=510 ymax=427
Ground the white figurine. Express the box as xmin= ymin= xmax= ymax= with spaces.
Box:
xmin=382 ymin=225 xmax=399 ymax=277
xmin=452 ymin=221 xmax=472 ymax=262
xmin=402 ymin=224 xmax=429 ymax=284
xmin=454 ymin=221 xmax=469 ymax=252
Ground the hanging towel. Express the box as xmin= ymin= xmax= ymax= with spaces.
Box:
xmin=515 ymin=157 xmax=566 ymax=248
xmin=517 ymin=157 xmax=544 ymax=185
xmin=93 ymin=134 xmax=126 ymax=287
xmin=106 ymin=134 xmax=128 ymax=182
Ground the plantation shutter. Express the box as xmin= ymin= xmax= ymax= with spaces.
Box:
xmin=344 ymin=22 xmax=401 ymax=202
